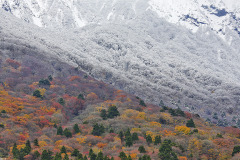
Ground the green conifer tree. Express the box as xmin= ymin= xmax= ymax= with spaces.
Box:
xmin=34 ymin=138 xmax=39 ymax=146
xmin=154 ymin=135 xmax=161 ymax=145
xmin=61 ymin=146 xmax=67 ymax=154
xmin=63 ymin=128 xmax=72 ymax=138
xmin=57 ymin=126 xmax=63 ymax=135
xmin=107 ymin=105 xmax=120 ymax=118
xmin=73 ymin=124 xmax=81 ymax=134
xmin=132 ymin=132 xmax=139 ymax=142
xmin=186 ymin=119 xmax=196 ymax=128
xmin=146 ymin=135 xmax=152 ymax=145
xmin=159 ymin=140 xmax=178 ymax=160
xmin=100 ymin=109 xmax=108 ymax=120
xmin=138 ymin=146 xmax=146 ymax=153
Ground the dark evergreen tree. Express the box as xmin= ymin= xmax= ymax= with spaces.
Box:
xmin=63 ymin=154 xmax=69 ymax=160
xmin=39 ymin=79 xmax=51 ymax=86
xmin=89 ymin=148 xmax=97 ymax=160
xmin=83 ymin=155 xmax=88 ymax=160
xmin=232 ymin=146 xmax=240 ymax=156
xmin=77 ymin=153 xmax=83 ymax=159
xmin=100 ymin=109 xmax=108 ymax=120
xmin=58 ymin=98 xmax=65 ymax=105
xmin=132 ymin=133 xmax=139 ymax=142
xmin=125 ymin=128 xmax=131 ymax=137
xmin=159 ymin=117 xmax=167 ymax=124
xmin=216 ymin=133 xmax=223 ymax=138
xmin=142 ymin=155 xmax=151 ymax=160
xmin=54 ymin=152 xmax=62 ymax=160
xmin=18 ymin=148 xmax=25 ymax=160
xmin=89 ymin=148 xmax=94 ymax=157
xmin=138 ymin=146 xmax=146 ymax=153
xmin=33 ymin=151 xmax=40 ymax=159
xmin=74 ymin=124 xmax=81 ymax=134
xmin=175 ymin=108 xmax=185 ymax=117
xmin=34 ymin=138 xmax=39 ymax=146
xmin=109 ymin=128 xmax=114 ymax=133
xmin=213 ymin=113 xmax=218 ymax=120
xmin=139 ymin=100 xmax=146 ymax=107
xmin=107 ymin=105 xmax=120 ymax=119
xmin=128 ymin=155 xmax=132 ymax=160
xmin=71 ymin=149 xmax=80 ymax=157
xmin=63 ymin=128 xmax=72 ymax=138
xmin=168 ymin=108 xmax=177 ymax=116
xmin=41 ymin=150 xmax=53 ymax=160
xmin=12 ymin=143 xmax=19 ymax=159
xmin=61 ymin=146 xmax=67 ymax=154
xmin=125 ymin=135 xmax=133 ymax=147
xmin=159 ymin=140 xmax=178 ymax=160
xmin=146 ymin=135 xmax=152 ymax=145
xmin=159 ymin=100 xmax=165 ymax=107
xmin=154 ymin=135 xmax=161 ymax=145
xmin=57 ymin=126 xmax=63 ymax=135
xmin=119 ymin=151 xmax=127 ymax=160
xmin=104 ymin=155 xmax=109 ymax=160
xmin=92 ymin=123 xmax=105 ymax=136
xmin=186 ymin=119 xmax=196 ymax=128
xmin=78 ymin=93 xmax=85 ymax=100
xmin=24 ymin=140 xmax=31 ymax=154
xmin=33 ymin=90 xmax=42 ymax=98
xmin=119 ymin=131 xmax=124 ymax=143
xmin=90 ymin=152 xmax=97 ymax=160
xmin=97 ymin=151 xmax=104 ymax=160
xmin=48 ymin=75 xmax=53 ymax=81
xmin=0 ymin=123 xmax=4 ymax=128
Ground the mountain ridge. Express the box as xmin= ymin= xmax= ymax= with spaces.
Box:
xmin=1 ymin=0 xmax=240 ymax=40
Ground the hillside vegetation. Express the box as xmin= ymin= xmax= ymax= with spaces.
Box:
xmin=0 ymin=46 xmax=240 ymax=160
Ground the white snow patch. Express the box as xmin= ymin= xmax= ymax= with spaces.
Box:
xmin=107 ymin=12 xmax=114 ymax=20
xmin=72 ymin=7 xmax=86 ymax=27
xmin=32 ymin=17 xmax=43 ymax=27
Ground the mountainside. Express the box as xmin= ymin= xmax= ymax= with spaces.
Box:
xmin=1 ymin=5 xmax=240 ymax=126
xmin=2 ymin=1 xmax=240 ymax=159
xmin=1 ymin=13 xmax=240 ymax=160
xmin=1 ymin=0 xmax=240 ymax=40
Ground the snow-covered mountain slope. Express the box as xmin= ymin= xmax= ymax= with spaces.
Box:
xmin=0 ymin=0 xmax=149 ymax=29
xmin=1 ymin=8 xmax=240 ymax=125
xmin=149 ymin=0 xmax=240 ymax=39
xmin=1 ymin=0 xmax=240 ymax=40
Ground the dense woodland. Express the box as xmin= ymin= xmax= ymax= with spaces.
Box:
xmin=1 ymin=52 xmax=240 ymax=160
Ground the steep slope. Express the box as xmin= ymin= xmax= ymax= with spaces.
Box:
xmin=1 ymin=8 xmax=240 ymax=125
xmin=1 ymin=22 xmax=240 ymax=160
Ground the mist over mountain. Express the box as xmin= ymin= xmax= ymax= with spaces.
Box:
xmin=1 ymin=0 xmax=240 ymax=125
